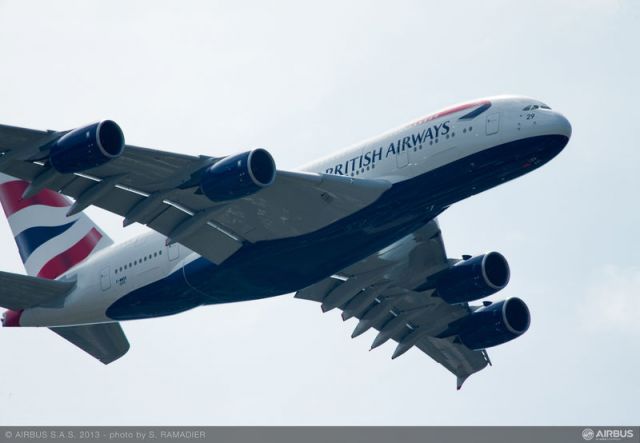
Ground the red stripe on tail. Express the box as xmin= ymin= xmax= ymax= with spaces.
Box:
xmin=37 ymin=228 xmax=103 ymax=280
xmin=0 ymin=180 xmax=70 ymax=217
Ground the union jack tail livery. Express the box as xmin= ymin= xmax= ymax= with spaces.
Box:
xmin=0 ymin=173 xmax=113 ymax=280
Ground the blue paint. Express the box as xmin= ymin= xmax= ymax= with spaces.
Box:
xmin=106 ymin=134 xmax=568 ymax=321
xmin=15 ymin=221 xmax=76 ymax=262
xmin=49 ymin=121 xmax=124 ymax=174
xmin=458 ymin=102 xmax=492 ymax=120
xmin=429 ymin=252 xmax=509 ymax=303
xmin=438 ymin=298 xmax=530 ymax=349
xmin=106 ymin=264 xmax=203 ymax=320
xmin=199 ymin=149 xmax=275 ymax=201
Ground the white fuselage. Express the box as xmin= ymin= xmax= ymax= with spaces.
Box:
xmin=17 ymin=95 xmax=571 ymax=327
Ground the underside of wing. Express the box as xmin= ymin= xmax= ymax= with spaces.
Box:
xmin=0 ymin=123 xmax=391 ymax=265
xmin=50 ymin=322 xmax=130 ymax=364
xmin=296 ymin=220 xmax=492 ymax=388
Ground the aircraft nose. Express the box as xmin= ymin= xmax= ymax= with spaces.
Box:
xmin=551 ymin=112 xmax=572 ymax=139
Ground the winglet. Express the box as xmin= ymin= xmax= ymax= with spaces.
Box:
xmin=456 ymin=375 xmax=468 ymax=390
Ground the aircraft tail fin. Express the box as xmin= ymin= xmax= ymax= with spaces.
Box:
xmin=0 ymin=173 xmax=113 ymax=279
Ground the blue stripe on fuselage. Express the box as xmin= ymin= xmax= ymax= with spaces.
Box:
xmin=106 ymin=134 xmax=568 ymax=321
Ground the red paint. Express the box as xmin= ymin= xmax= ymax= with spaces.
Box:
xmin=409 ymin=99 xmax=491 ymax=127
xmin=428 ymin=100 xmax=491 ymax=120
xmin=3 ymin=309 xmax=22 ymax=327
xmin=37 ymin=228 xmax=103 ymax=280
xmin=0 ymin=180 xmax=70 ymax=217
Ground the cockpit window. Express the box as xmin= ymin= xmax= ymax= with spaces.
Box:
xmin=523 ymin=103 xmax=552 ymax=111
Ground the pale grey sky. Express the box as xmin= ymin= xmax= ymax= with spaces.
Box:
xmin=0 ymin=0 xmax=638 ymax=425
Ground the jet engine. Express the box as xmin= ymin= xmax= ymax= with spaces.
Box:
xmin=49 ymin=120 xmax=125 ymax=173
xmin=436 ymin=252 xmax=510 ymax=303
xmin=440 ymin=297 xmax=531 ymax=350
xmin=199 ymin=149 xmax=276 ymax=201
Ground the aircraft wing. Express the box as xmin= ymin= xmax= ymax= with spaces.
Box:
xmin=295 ymin=219 xmax=491 ymax=389
xmin=0 ymin=270 xmax=75 ymax=310
xmin=0 ymin=123 xmax=391 ymax=265
xmin=50 ymin=322 xmax=130 ymax=364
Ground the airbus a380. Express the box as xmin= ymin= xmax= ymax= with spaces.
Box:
xmin=0 ymin=95 xmax=570 ymax=388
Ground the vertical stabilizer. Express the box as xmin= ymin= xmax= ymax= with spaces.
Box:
xmin=0 ymin=173 xmax=113 ymax=279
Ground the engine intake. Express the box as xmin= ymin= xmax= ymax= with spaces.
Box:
xmin=440 ymin=297 xmax=531 ymax=350
xmin=49 ymin=120 xmax=125 ymax=173
xmin=199 ymin=149 xmax=276 ymax=201
xmin=436 ymin=252 xmax=510 ymax=303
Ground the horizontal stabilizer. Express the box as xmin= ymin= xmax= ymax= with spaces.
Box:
xmin=0 ymin=270 xmax=75 ymax=310
xmin=50 ymin=322 xmax=130 ymax=365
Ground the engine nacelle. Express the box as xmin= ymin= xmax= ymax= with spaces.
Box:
xmin=199 ymin=149 xmax=276 ymax=201
xmin=49 ymin=120 xmax=125 ymax=173
xmin=441 ymin=297 xmax=531 ymax=350
xmin=436 ymin=252 xmax=510 ymax=303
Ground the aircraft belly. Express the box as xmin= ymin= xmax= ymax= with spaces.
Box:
xmin=185 ymin=134 xmax=568 ymax=304
xmin=106 ymin=134 xmax=567 ymax=319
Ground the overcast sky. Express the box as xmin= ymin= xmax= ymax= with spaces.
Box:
xmin=0 ymin=0 xmax=638 ymax=425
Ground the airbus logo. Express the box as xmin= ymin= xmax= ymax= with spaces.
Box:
xmin=582 ymin=428 xmax=635 ymax=441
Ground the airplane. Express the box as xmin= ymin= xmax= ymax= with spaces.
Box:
xmin=0 ymin=95 xmax=571 ymax=388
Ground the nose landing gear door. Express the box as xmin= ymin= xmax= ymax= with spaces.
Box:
xmin=486 ymin=113 xmax=500 ymax=135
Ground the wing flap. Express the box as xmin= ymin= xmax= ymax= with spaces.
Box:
xmin=0 ymin=271 xmax=75 ymax=310
xmin=50 ymin=322 xmax=130 ymax=364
